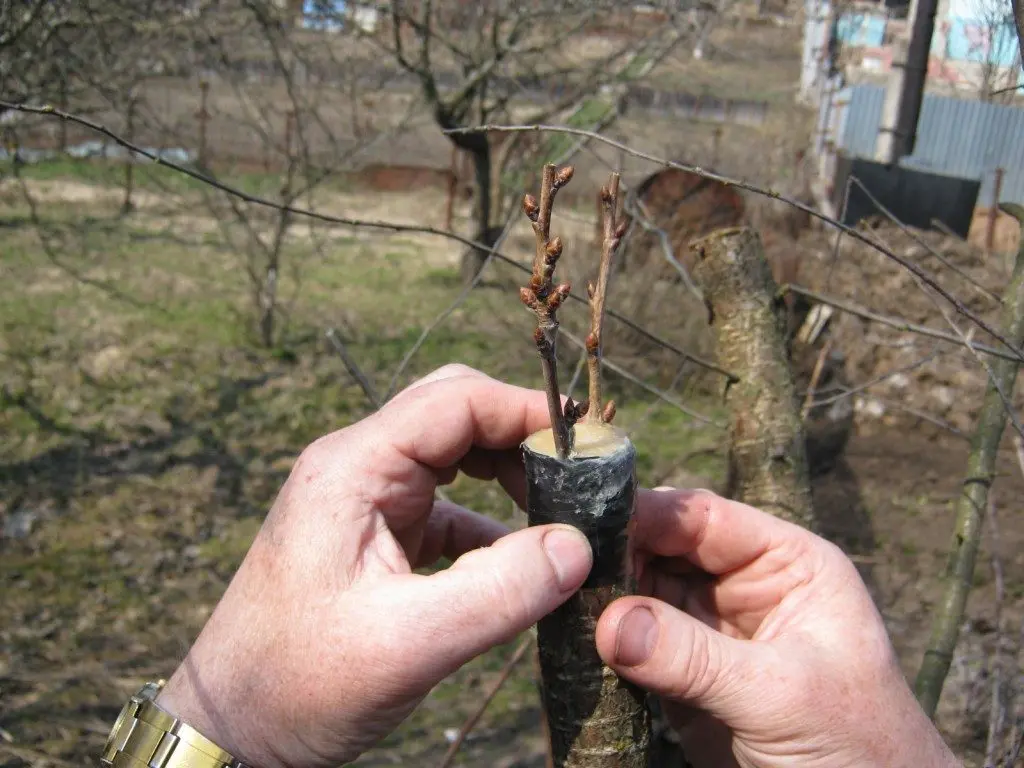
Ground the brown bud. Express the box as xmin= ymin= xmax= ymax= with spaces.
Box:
xmin=522 ymin=194 xmax=539 ymax=220
xmin=614 ymin=221 xmax=628 ymax=239
xmin=554 ymin=166 xmax=575 ymax=187
xmin=602 ymin=401 xmax=616 ymax=423
xmin=533 ymin=327 xmax=546 ymax=347
xmin=520 ymin=286 xmax=541 ymax=311
xmin=600 ymin=185 xmax=612 ymax=205
xmin=585 ymin=332 xmax=599 ymax=353
xmin=545 ymin=236 xmax=563 ymax=260
xmin=587 ymin=282 xmax=595 ymax=299
xmin=577 ymin=400 xmax=590 ymax=418
xmin=547 ymin=282 xmax=571 ymax=310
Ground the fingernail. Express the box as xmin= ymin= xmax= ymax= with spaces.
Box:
xmin=542 ymin=528 xmax=592 ymax=591
xmin=615 ymin=606 xmax=658 ymax=667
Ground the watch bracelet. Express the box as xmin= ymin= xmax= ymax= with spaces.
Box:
xmin=103 ymin=683 xmax=250 ymax=768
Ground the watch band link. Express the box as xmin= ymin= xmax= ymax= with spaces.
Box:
xmin=103 ymin=683 xmax=249 ymax=768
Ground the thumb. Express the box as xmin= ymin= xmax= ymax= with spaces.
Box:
xmin=596 ymin=598 xmax=771 ymax=723
xmin=380 ymin=524 xmax=592 ymax=680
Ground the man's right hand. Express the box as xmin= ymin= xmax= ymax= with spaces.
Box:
xmin=595 ymin=488 xmax=960 ymax=768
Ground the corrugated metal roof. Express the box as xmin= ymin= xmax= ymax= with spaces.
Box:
xmin=835 ymin=83 xmax=1024 ymax=204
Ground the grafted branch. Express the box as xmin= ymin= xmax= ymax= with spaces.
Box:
xmin=520 ymin=163 xmax=576 ymax=458
xmin=585 ymin=172 xmax=627 ymax=425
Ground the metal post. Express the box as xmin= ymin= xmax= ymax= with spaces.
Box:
xmin=875 ymin=0 xmax=938 ymax=164
xmin=986 ymin=167 xmax=1004 ymax=252
xmin=196 ymin=80 xmax=210 ymax=169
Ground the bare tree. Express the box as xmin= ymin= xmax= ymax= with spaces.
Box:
xmin=965 ymin=0 xmax=1021 ymax=103
xmin=338 ymin=0 xmax=699 ymax=280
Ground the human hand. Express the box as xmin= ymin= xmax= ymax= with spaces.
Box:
xmin=154 ymin=365 xmax=594 ymax=768
xmin=596 ymin=488 xmax=960 ymax=768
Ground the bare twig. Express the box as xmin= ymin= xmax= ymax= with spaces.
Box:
xmin=782 ymin=285 xmax=1020 ymax=363
xmin=560 ymin=328 xmax=723 ymax=428
xmin=437 ymin=636 xmax=534 ymax=768
xmin=585 ymin=172 xmax=626 ymax=425
xmin=806 ymin=347 xmax=945 ymax=409
xmin=849 ymin=177 xmax=1001 ymax=303
xmin=383 ymin=210 xmax=516 ymax=401
xmin=520 ymin=163 xmax=575 ymax=458
xmin=446 ymin=123 xmax=1024 ymax=362
xmin=800 ymin=337 xmax=835 ymax=421
xmin=325 ymin=328 xmax=380 ymax=408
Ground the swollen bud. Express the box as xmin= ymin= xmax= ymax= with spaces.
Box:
xmin=602 ymin=401 xmax=616 ymax=423
xmin=523 ymin=194 xmax=539 ymax=220
xmin=585 ymin=332 xmax=599 ymax=353
xmin=545 ymin=237 xmax=563 ymax=260
xmin=614 ymin=221 xmax=628 ymax=239
xmin=547 ymin=282 xmax=571 ymax=310
xmin=520 ymin=286 xmax=540 ymax=311
xmin=555 ymin=166 xmax=575 ymax=187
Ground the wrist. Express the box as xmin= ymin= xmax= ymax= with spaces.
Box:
xmin=156 ymin=663 xmax=270 ymax=768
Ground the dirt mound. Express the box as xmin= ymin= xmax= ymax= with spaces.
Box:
xmin=794 ymin=219 xmax=1022 ymax=433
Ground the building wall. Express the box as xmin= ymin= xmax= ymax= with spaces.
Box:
xmin=828 ymin=83 xmax=1024 ymax=204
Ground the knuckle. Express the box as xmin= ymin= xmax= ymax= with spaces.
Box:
xmin=430 ymin=362 xmax=481 ymax=379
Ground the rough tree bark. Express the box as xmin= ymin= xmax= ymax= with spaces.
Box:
xmin=914 ymin=203 xmax=1024 ymax=719
xmin=689 ymin=226 xmax=815 ymax=527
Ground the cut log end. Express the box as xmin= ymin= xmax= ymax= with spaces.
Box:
xmin=525 ymin=421 xmax=630 ymax=461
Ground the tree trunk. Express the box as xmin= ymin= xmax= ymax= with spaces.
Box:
xmin=690 ymin=226 xmax=814 ymax=528
xmin=460 ymin=142 xmax=496 ymax=283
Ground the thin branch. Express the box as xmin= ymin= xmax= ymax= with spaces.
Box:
xmin=437 ymin=635 xmax=533 ymax=768
xmin=800 ymin=337 xmax=835 ymax=420
xmin=446 ymin=123 xmax=1024 ymax=362
xmin=806 ymin=347 xmax=945 ymax=409
xmin=325 ymin=328 xmax=381 ymax=408
xmin=0 ymin=101 xmax=735 ymax=384
xmin=559 ymin=329 xmax=723 ymax=429
xmin=384 ymin=210 xmax=517 ymax=402
xmin=520 ymin=163 xmax=575 ymax=458
xmin=783 ymin=285 xmax=1021 ymax=363
xmin=585 ymin=172 xmax=626 ymax=425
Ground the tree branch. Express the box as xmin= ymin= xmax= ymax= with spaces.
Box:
xmin=914 ymin=205 xmax=1024 ymax=718
xmin=585 ymin=172 xmax=626 ymax=424
xmin=521 ymin=163 xmax=575 ymax=458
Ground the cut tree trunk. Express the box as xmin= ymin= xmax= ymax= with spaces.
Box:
xmin=523 ymin=422 xmax=651 ymax=768
xmin=690 ymin=226 xmax=814 ymax=527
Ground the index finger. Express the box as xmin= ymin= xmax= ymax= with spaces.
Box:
xmin=371 ymin=369 xmax=554 ymax=467
xmin=632 ymin=488 xmax=813 ymax=575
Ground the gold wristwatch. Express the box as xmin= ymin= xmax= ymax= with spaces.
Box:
xmin=102 ymin=680 xmax=251 ymax=768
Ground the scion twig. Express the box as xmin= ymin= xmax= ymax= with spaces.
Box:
xmin=521 ymin=163 xmax=576 ymax=458
xmin=585 ymin=172 xmax=627 ymax=424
